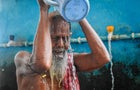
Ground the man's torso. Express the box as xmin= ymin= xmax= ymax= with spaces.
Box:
xmin=15 ymin=52 xmax=79 ymax=90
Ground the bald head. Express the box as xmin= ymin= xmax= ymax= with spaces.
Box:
xmin=50 ymin=15 xmax=71 ymax=35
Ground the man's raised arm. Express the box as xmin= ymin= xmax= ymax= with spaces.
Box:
xmin=74 ymin=18 xmax=110 ymax=72
xmin=29 ymin=0 xmax=52 ymax=73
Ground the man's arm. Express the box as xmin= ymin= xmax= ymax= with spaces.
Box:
xmin=29 ymin=0 xmax=52 ymax=73
xmin=74 ymin=18 xmax=110 ymax=72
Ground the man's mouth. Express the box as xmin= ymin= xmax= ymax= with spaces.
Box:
xmin=53 ymin=49 xmax=65 ymax=59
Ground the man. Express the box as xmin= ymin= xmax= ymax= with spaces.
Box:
xmin=14 ymin=0 xmax=110 ymax=90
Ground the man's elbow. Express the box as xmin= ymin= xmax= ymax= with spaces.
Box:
xmin=94 ymin=55 xmax=110 ymax=70
xmin=43 ymin=60 xmax=52 ymax=69
xmin=102 ymin=54 xmax=111 ymax=64
xmin=41 ymin=56 xmax=52 ymax=70
xmin=96 ymin=53 xmax=111 ymax=66
xmin=29 ymin=56 xmax=52 ymax=73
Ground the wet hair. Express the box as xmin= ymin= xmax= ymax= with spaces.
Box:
xmin=51 ymin=15 xmax=71 ymax=32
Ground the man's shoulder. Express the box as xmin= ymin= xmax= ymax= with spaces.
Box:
xmin=14 ymin=51 xmax=31 ymax=68
xmin=15 ymin=51 xmax=30 ymax=58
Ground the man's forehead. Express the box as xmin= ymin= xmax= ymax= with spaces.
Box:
xmin=51 ymin=31 xmax=72 ymax=36
xmin=51 ymin=25 xmax=70 ymax=34
xmin=51 ymin=28 xmax=70 ymax=33
xmin=51 ymin=28 xmax=72 ymax=36
xmin=51 ymin=16 xmax=71 ymax=35
xmin=51 ymin=21 xmax=69 ymax=28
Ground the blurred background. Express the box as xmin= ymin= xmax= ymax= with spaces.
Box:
xmin=0 ymin=0 xmax=140 ymax=90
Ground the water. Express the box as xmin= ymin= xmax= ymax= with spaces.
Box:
xmin=108 ymin=33 xmax=114 ymax=90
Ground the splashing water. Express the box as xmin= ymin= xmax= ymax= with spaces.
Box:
xmin=108 ymin=32 xmax=114 ymax=90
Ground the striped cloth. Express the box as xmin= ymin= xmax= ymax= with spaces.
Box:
xmin=63 ymin=53 xmax=80 ymax=90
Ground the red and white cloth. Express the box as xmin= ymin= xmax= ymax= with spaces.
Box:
xmin=63 ymin=53 xmax=80 ymax=90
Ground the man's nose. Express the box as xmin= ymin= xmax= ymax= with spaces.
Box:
xmin=57 ymin=38 xmax=64 ymax=48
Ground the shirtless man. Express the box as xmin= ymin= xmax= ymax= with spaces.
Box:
xmin=14 ymin=0 xmax=110 ymax=90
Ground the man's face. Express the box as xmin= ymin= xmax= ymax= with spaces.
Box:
xmin=51 ymin=20 xmax=70 ymax=59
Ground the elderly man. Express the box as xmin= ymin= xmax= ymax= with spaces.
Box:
xmin=14 ymin=0 xmax=110 ymax=90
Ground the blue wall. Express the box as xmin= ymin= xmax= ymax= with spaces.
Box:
xmin=0 ymin=0 xmax=140 ymax=42
xmin=0 ymin=0 xmax=39 ymax=43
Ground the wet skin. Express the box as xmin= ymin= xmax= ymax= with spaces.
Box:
xmin=51 ymin=17 xmax=71 ymax=59
xmin=14 ymin=0 xmax=110 ymax=90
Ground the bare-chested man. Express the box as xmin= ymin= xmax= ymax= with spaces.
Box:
xmin=14 ymin=0 xmax=110 ymax=90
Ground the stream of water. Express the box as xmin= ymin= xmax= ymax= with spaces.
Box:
xmin=108 ymin=33 xmax=114 ymax=90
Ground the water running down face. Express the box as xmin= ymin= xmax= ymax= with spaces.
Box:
xmin=50 ymin=15 xmax=71 ymax=82
xmin=51 ymin=15 xmax=71 ymax=60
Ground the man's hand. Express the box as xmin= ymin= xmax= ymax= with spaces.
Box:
xmin=37 ymin=0 xmax=50 ymax=11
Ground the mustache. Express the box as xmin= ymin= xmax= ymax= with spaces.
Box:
xmin=53 ymin=48 xmax=65 ymax=51
xmin=52 ymin=48 xmax=67 ymax=59
xmin=53 ymin=48 xmax=65 ymax=53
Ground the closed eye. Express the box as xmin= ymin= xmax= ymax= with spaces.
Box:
xmin=52 ymin=37 xmax=58 ymax=41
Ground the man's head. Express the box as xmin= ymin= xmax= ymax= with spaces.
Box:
xmin=49 ymin=15 xmax=71 ymax=83
xmin=50 ymin=15 xmax=71 ymax=59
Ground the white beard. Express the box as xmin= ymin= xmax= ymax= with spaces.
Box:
xmin=49 ymin=51 xmax=68 ymax=84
